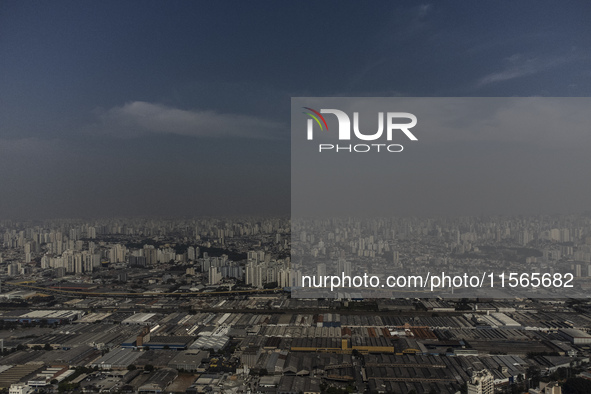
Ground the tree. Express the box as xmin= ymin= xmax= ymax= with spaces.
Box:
xmin=58 ymin=382 xmax=79 ymax=393
xmin=459 ymin=382 xmax=467 ymax=394
xmin=44 ymin=343 xmax=53 ymax=351
xmin=144 ymin=364 xmax=154 ymax=372
xmin=127 ymin=365 xmax=137 ymax=371
xmin=527 ymin=366 xmax=541 ymax=388
xmin=563 ymin=377 xmax=591 ymax=393
xmin=549 ymin=367 xmax=570 ymax=381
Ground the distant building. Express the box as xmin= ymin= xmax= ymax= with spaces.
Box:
xmin=559 ymin=328 xmax=591 ymax=345
xmin=167 ymin=350 xmax=209 ymax=372
xmin=540 ymin=382 xmax=562 ymax=394
xmin=240 ymin=346 xmax=261 ymax=368
xmin=208 ymin=266 xmax=222 ymax=285
xmin=9 ymin=385 xmax=33 ymax=394
xmin=277 ymin=376 xmax=321 ymax=394
xmin=137 ymin=368 xmax=177 ymax=394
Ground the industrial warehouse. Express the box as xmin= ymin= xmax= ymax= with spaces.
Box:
xmin=0 ymin=296 xmax=591 ymax=393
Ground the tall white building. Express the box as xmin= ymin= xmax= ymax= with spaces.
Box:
xmin=247 ymin=250 xmax=258 ymax=262
xmin=208 ymin=266 xmax=222 ymax=285
xmin=392 ymin=251 xmax=400 ymax=267
xmin=7 ymin=263 xmax=19 ymax=276
xmin=337 ymin=259 xmax=352 ymax=277
xmin=245 ymin=261 xmax=264 ymax=289
xmin=87 ymin=226 xmax=96 ymax=239
xmin=187 ymin=246 xmax=196 ymax=261
xmin=109 ymin=244 xmax=127 ymax=263
xmin=467 ymin=369 xmax=494 ymax=394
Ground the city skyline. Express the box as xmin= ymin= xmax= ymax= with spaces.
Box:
xmin=2 ymin=214 xmax=591 ymax=392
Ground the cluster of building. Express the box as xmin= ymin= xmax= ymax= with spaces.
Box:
xmin=1 ymin=216 xmax=591 ymax=392
xmin=0 ymin=296 xmax=590 ymax=393
xmin=291 ymin=215 xmax=591 ymax=298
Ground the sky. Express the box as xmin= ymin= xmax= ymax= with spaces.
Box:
xmin=1 ymin=1 xmax=590 ymax=219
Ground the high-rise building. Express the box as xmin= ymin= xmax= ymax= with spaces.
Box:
xmin=130 ymin=255 xmax=146 ymax=267
xmin=247 ymin=251 xmax=258 ymax=262
xmin=83 ymin=252 xmax=95 ymax=272
xmin=187 ymin=246 xmax=196 ymax=261
xmin=245 ymin=261 xmax=263 ymax=289
xmin=75 ymin=253 xmax=83 ymax=273
xmin=337 ymin=259 xmax=352 ymax=277
xmin=7 ymin=263 xmax=19 ymax=276
xmin=467 ymin=369 xmax=494 ymax=394
xmin=208 ymin=266 xmax=222 ymax=285
xmin=144 ymin=246 xmax=158 ymax=266
xmin=87 ymin=226 xmax=96 ymax=239
xmin=109 ymin=244 xmax=126 ymax=263
xmin=392 ymin=251 xmax=400 ymax=267
xmin=290 ymin=269 xmax=302 ymax=287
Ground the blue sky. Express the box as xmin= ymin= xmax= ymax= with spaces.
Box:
xmin=1 ymin=1 xmax=590 ymax=218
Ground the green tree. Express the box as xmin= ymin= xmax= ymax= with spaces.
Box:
xmin=563 ymin=377 xmax=591 ymax=393
xmin=527 ymin=366 xmax=541 ymax=388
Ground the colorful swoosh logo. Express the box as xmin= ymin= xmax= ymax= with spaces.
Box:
xmin=302 ymin=107 xmax=329 ymax=131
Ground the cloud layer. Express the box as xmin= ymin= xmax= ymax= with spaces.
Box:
xmin=477 ymin=53 xmax=570 ymax=87
xmin=93 ymin=101 xmax=285 ymax=139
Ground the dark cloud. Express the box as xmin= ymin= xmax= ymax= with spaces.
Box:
xmin=0 ymin=1 xmax=590 ymax=218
